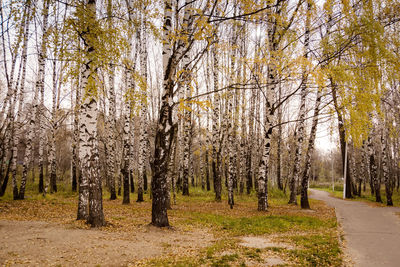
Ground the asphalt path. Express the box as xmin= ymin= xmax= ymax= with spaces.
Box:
xmin=309 ymin=189 xmax=400 ymax=267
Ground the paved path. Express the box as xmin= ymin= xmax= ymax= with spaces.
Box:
xmin=309 ymin=189 xmax=400 ymax=267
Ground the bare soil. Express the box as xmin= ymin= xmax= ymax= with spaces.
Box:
xmin=0 ymin=220 xmax=213 ymax=266
xmin=239 ymin=236 xmax=294 ymax=250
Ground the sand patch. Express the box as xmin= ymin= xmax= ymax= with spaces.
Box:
xmin=239 ymin=236 xmax=294 ymax=250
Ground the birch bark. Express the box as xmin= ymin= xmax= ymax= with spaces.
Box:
xmin=11 ymin=1 xmax=31 ymax=199
xmin=211 ymin=36 xmax=222 ymax=201
xmin=17 ymin=1 xmax=35 ymax=199
xmin=77 ymin=0 xmax=105 ymax=227
xmin=137 ymin=13 xmax=149 ymax=202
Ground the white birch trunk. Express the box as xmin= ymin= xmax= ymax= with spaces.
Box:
xmin=77 ymin=0 xmax=104 ymax=227
xmin=211 ymin=37 xmax=222 ymax=201
xmin=381 ymin=124 xmax=393 ymax=206
xmin=49 ymin=57 xmax=58 ymax=194
xmin=289 ymin=0 xmax=310 ymax=204
xmin=15 ymin=2 xmax=33 ymax=199
xmin=37 ymin=0 xmax=51 ymax=194
xmin=137 ymin=13 xmax=148 ymax=202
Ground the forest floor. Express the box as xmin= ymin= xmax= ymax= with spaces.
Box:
xmin=310 ymin=189 xmax=400 ymax=267
xmin=0 ymin=186 xmax=343 ymax=266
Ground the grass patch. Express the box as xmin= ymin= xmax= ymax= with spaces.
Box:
xmin=185 ymin=212 xmax=333 ymax=236
xmin=312 ymin=184 xmax=400 ymax=207
xmin=287 ymin=233 xmax=342 ymax=266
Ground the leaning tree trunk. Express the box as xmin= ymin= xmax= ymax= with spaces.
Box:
xmin=289 ymin=83 xmax=307 ymax=204
xmin=3 ymin=0 xmax=31 ymax=198
xmin=17 ymin=1 xmax=35 ymax=199
xmin=299 ymin=0 xmax=314 ymax=209
xmin=11 ymin=1 xmax=31 ymax=199
xmin=151 ymin=0 xmax=174 ymax=227
xmin=300 ymin=88 xmax=321 ymax=209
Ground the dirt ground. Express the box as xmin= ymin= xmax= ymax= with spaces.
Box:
xmin=0 ymin=220 xmax=213 ymax=266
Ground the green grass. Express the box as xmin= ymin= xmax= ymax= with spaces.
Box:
xmin=287 ymin=233 xmax=342 ymax=266
xmin=183 ymin=212 xmax=335 ymax=236
xmin=311 ymin=183 xmax=400 ymax=206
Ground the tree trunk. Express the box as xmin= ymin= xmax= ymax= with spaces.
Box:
xmin=77 ymin=0 xmax=105 ymax=227
xmin=300 ymin=85 xmax=321 ymax=209
xmin=105 ymin=0 xmax=117 ymax=201
xmin=122 ymin=105 xmax=131 ymax=205
xmin=246 ymin=82 xmax=255 ymax=195
xmin=166 ymin=128 xmax=177 ymax=209
xmin=289 ymin=75 xmax=307 ymax=205
xmin=71 ymin=72 xmax=80 ymax=192
xmin=381 ymin=128 xmax=393 ymax=206
xmin=15 ymin=1 xmax=33 ymax=199
xmin=106 ymin=66 xmax=117 ymax=199
xmin=85 ymin=97 xmax=104 ymax=227
xmin=181 ymin=62 xmax=192 ymax=196
xmin=137 ymin=13 xmax=149 ymax=202
xmin=276 ymin=81 xmax=283 ymax=191
xmin=299 ymin=1 xmax=313 ymax=209
xmin=227 ymin=88 xmax=234 ymax=209
xmin=331 ymin=80 xmax=353 ymax=198
xmin=151 ymin=0 xmax=175 ymax=227
xmin=368 ymin=135 xmax=381 ymax=202
xmin=10 ymin=1 xmax=32 ymax=199
xmin=257 ymin=62 xmax=275 ymax=211
xmin=211 ymin=37 xmax=222 ymax=202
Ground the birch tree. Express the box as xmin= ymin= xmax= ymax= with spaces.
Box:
xmin=105 ymin=0 xmax=117 ymax=200
xmin=137 ymin=10 xmax=149 ymax=202
xmin=76 ymin=0 xmax=105 ymax=227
